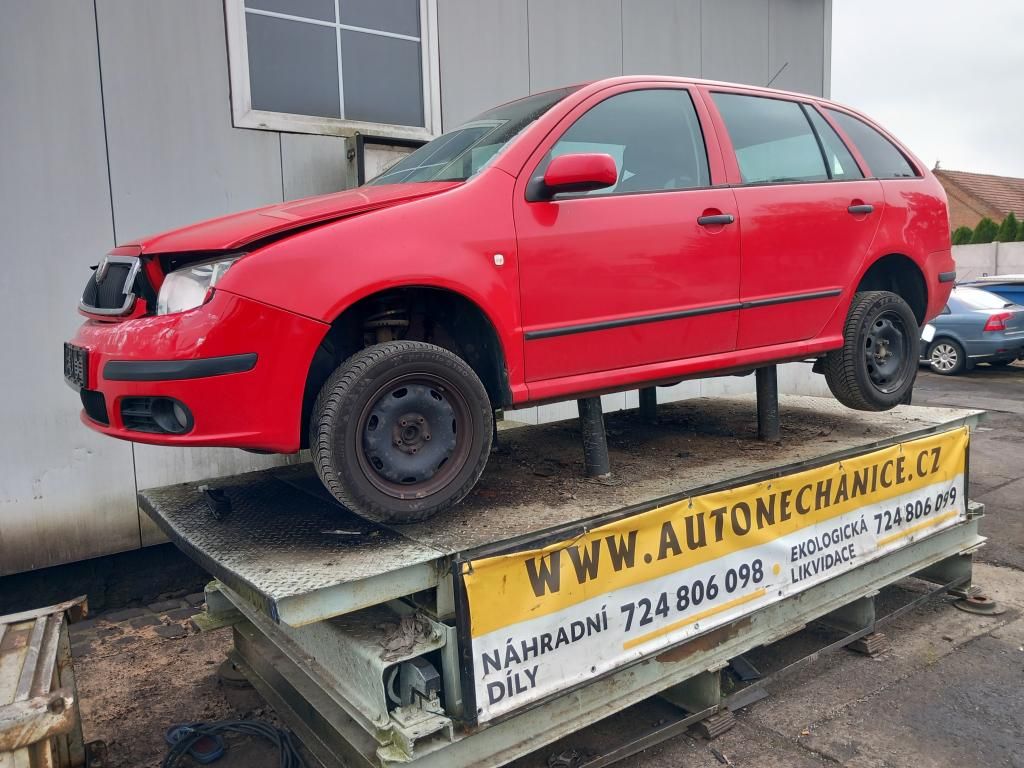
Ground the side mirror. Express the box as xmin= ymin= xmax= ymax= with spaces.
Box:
xmin=528 ymin=153 xmax=618 ymax=201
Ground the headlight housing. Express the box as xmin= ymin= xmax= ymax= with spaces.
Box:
xmin=156 ymin=257 xmax=240 ymax=315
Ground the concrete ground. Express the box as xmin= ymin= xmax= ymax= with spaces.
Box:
xmin=70 ymin=364 xmax=1024 ymax=768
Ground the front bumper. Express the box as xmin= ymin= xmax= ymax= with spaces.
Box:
xmin=67 ymin=290 xmax=329 ymax=452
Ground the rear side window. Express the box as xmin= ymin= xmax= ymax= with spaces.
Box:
xmin=541 ymin=88 xmax=710 ymax=195
xmin=804 ymin=107 xmax=863 ymax=180
xmin=824 ymin=109 xmax=918 ymax=179
xmin=712 ymin=93 xmax=827 ymax=184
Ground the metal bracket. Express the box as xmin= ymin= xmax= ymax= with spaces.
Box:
xmin=756 ymin=366 xmax=780 ymax=442
xmin=638 ymin=387 xmax=658 ymax=424
xmin=578 ymin=397 xmax=611 ymax=478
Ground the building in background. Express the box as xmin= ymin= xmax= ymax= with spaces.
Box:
xmin=935 ymin=168 xmax=1024 ymax=231
xmin=1 ymin=0 xmax=833 ymax=575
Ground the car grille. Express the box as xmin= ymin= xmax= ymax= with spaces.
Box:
xmin=79 ymin=256 xmax=155 ymax=315
xmin=121 ymin=397 xmax=164 ymax=433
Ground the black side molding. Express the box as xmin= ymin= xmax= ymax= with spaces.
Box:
xmin=104 ymin=353 xmax=258 ymax=381
xmin=525 ymin=289 xmax=842 ymax=341
xmin=938 ymin=271 xmax=957 ymax=283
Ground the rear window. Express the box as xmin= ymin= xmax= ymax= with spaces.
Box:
xmin=824 ymin=109 xmax=918 ymax=179
xmin=712 ymin=93 xmax=827 ymax=184
xmin=952 ymin=287 xmax=1015 ymax=310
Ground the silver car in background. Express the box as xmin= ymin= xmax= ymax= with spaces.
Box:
xmin=920 ymin=286 xmax=1024 ymax=375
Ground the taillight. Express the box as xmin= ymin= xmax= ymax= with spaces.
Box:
xmin=983 ymin=312 xmax=1012 ymax=332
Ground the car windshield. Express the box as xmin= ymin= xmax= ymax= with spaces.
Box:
xmin=953 ymin=287 xmax=1016 ymax=310
xmin=368 ymin=87 xmax=579 ymax=186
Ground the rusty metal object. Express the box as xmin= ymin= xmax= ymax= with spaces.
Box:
xmin=953 ymin=594 xmax=1005 ymax=615
xmin=849 ymin=631 xmax=890 ymax=657
xmin=1 ymin=597 xmax=87 ymax=767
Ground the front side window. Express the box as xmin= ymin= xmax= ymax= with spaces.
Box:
xmin=369 ymin=88 xmax=578 ymax=185
xmin=824 ymin=109 xmax=918 ymax=179
xmin=227 ymin=0 xmax=439 ymax=138
xmin=538 ymin=89 xmax=710 ymax=195
xmin=712 ymin=93 xmax=827 ymax=184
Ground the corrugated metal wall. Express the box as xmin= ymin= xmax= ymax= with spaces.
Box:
xmin=0 ymin=0 xmax=831 ymax=575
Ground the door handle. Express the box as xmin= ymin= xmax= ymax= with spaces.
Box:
xmin=697 ymin=214 xmax=735 ymax=226
xmin=847 ymin=204 xmax=874 ymax=215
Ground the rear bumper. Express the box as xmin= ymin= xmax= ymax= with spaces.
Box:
xmin=67 ymin=290 xmax=329 ymax=452
xmin=923 ymin=249 xmax=957 ymax=321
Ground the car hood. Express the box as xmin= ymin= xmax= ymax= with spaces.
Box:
xmin=127 ymin=181 xmax=462 ymax=255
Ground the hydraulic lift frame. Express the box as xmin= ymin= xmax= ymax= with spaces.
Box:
xmin=140 ymin=394 xmax=985 ymax=768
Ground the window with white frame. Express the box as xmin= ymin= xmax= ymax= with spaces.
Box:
xmin=225 ymin=0 xmax=440 ymax=138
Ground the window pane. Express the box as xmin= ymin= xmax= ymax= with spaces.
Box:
xmin=246 ymin=14 xmax=340 ymax=118
xmin=341 ymin=30 xmax=423 ymax=126
xmin=713 ymin=93 xmax=827 ymax=184
xmin=825 ymin=109 xmax=917 ymax=179
xmin=805 ymin=107 xmax=863 ymax=180
xmin=246 ymin=0 xmax=335 ymax=22
xmin=369 ymin=87 xmax=578 ymax=185
xmin=954 ymin=287 xmax=1012 ymax=309
xmin=340 ymin=0 xmax=420 ymax=37
xmin=543 ymin=89 xmax=710 ymax=195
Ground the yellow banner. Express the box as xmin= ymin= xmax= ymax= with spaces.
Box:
xmin=464 ymin=426 xmax=968 ymax=638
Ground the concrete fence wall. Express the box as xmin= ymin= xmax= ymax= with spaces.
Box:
xmin=952 ymin=243 xmax=1024 ymax=281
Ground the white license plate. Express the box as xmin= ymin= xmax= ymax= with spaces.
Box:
xmin=921 ymin=323 xmax=936 ymax=343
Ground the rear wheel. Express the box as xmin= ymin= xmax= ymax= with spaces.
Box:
xmin=311 ymin=341 xmax=493 ymax=524
xmin=927 ymin=339 xmax=966 ymax=375
xmin=823 ymin=290 xmax=919 ymax=410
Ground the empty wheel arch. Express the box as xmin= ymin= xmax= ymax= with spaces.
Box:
xmin=300 ymin=287 xmax=511 ymax=449
xmin=856 ymin=254 xmax=928 ymax=325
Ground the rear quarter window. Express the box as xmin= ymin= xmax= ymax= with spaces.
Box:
xmin=824 ymin=109 xmax=918 ymax=179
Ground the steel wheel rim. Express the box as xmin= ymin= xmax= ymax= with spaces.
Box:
xmin=863 ymin=311 xmax=912 ymax=393
xmin=930 ymin=343 xmax=958 ymax=372
xmin=356 ymin=372 xmax=474 ymax=499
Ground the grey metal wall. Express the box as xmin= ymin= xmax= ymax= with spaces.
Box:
xmin=438 ymin=0 xmax=831 ymax=126
xmin=0 ymin=0 xmax=830 ymax=575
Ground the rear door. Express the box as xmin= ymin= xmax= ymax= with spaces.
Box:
xmin=705 ymin=89 xmax=884 ymax=349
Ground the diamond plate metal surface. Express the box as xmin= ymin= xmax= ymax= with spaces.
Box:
xmin=139 ymin=464 xmax=444 ymax=608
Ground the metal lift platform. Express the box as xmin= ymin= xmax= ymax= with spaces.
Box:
xmin=140 ymin=395 xmax=986 ymax=768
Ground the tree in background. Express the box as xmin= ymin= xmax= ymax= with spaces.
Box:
xmin=1017 ymin=218 xmax=1024 ymax=241
xmin=951 ymin=226 xmax=974 ymax=245
xmin=995 ymin=212 xmax=1019 ymax=242
xmin=971 ymin=217 xmax=999 ymax=244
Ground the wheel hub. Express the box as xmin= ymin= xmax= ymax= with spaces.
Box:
xmin=864 ymin=314 xmax=909 ymax=392
xmin=362 ymin=383 xmax=459 ymax=486
xmin=393 ymin=412 xmax=431 ymax=454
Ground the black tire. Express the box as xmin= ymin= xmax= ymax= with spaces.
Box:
xmin=310 ymin=341 xmax=493 ymax=524
xmin=823 ymin=290 xmax=919 ymax=410
xmin=926 ymin=339 xmax=967 ymax=376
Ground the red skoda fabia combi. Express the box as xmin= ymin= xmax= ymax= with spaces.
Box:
xmin=66 ymin=77 xmax=954 ymax=523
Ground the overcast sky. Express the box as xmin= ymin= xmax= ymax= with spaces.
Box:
xmin=831 ymin=0 xmax=1024 ymax=178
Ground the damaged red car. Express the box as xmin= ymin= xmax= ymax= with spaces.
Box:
xmin=66 ymin=76 xmax=954 ymax=523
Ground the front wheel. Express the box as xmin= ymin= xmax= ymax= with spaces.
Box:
xmin=823 ymin=290 xmax=919 ymax=410
xmin=310 ymin=341 xmax=493 ymax=524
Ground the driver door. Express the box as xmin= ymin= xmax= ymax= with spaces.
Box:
xmin=513 ymin=85 xmax=741 ymax=384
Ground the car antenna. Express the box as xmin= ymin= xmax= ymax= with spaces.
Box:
xmin=766 ymin=61 xmax=788 ymax=88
